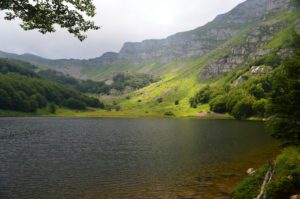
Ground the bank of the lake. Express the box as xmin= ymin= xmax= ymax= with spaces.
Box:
xmin=0 ymin=107 xmax=235 ymax=119
xmin=233 ymin=147 xmax=300 ymax=199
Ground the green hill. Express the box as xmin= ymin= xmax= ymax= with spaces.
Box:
xmin=0 ymin=0 xmax=299 ymax=118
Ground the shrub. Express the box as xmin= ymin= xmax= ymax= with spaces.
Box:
xmin=189 ymin=97 xmax=197 ymax=108
xmin=249 ymin=83 xmax=265 ymax=99
xmin=234 ymin=147 xmax=300 ymax=199
xmin=63 ymin=98 xmax=86 ymax=110
xmin=264 ymin=53 xmax=282 ymax=68
xmin=164 ymin=111 xmax=175 ymax=116
xmin=231 ymin=97 xmax=255 ymax=119
xmin=32 ymin=93 xmax=47 ymax=108
xmin=265 ymin=147 xmax=300 ymax=199
xmin=209 ymin=95 xmax=228 ymax=113
xmin=226 ymin=89 xmax=249 ymax=112
xmin=233 ymin=165 xmax=268 ymax=199
xmin=0 ymin=88 xmax=11 ymax=109
xmin=48 ymin=103 xmax=56 ymax=113
xmin=252 ymin=99 xmax=268 ymax=117
xmin=84 ymin=97 xmax=104 ymax=108
xmin=157 ymin=97 xmax=163 ymax=103
xmin=115 ymin=106 xmax=121 ymax=111
xmin=196 ymin=86 xmax=211 ymax=103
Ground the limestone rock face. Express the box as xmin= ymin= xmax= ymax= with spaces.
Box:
xmin=201 ymin=20 xmax=286 ymax=79
xmin=267 ymin=0 xmax=292 ymax=13
xmin=116 ymin=0 xmax=269 ymax=64
xmin=0 ymin=0 xmax=295 ymax=80
xmin=251 ymin=66 xmax=273 ymax=76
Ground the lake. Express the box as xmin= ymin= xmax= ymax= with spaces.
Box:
xmin=0 ymin=118 xmax=278 ymax=199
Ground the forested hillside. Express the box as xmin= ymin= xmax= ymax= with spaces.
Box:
xmin=0 ymin=59 xmax=104 ymax=113
xmin=0 ymin=0 xmax=299 ymax=118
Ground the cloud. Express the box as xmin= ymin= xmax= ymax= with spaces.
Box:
xmin=0 ymin=0 xmax=244 ymax=59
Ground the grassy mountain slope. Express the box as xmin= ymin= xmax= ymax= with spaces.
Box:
xmin=0 ymin=0 xmax=299 ymax=118
xmin=110 ymin=11 xmax=300 ymax=117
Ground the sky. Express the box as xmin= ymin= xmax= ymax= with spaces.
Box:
xmin=0 ymin=0 xmax=245 ymax=59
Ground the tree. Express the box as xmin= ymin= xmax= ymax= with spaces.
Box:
xmin=48 ymin=102 xmax=56 ymax=114
xmin=252 ymin=99 xmax=267 ymax=117
xmin=231 ymin=96 xmax=255 ymax=120
xmin=209 ymin=95 xmax=227 ymax=113
xmin=0 ymin=88 xmax=11 ymax=109
xmin=267 ymin=33 xmax=300 ymax=146
xmin=0 ymin=0 xmax=99 ymax=41
xmin=196 ymin=86 xmax=211 ymax=103
xmin=268 ymin=55 xmax=300 ymax=145
xmin=63 ymin=98 xmax=86 ymax=110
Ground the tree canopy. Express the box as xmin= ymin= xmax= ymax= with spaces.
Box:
xmin=267 ymin=33 xmax=300 ymax=146
xmin=0 ymin=0 xmax=99 ymax=41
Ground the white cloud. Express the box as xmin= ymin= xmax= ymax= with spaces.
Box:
xmin=0 ymin=0 xmax=245 ymax=59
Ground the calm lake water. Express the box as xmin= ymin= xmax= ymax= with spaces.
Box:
xmin=0 ymin=118 xmax=278 ymax=199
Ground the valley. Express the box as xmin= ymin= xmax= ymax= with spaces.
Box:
xmin=0 ymin=0 xmax=299 ymax=119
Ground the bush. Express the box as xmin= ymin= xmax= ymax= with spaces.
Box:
xmin=175 ymin=100 xmax=179 ymax=105
xmin=32 ymin=93 xmax=47 ymax=108
xmin=234 ymin=147 xmax=300 ymax=199
xmin=252 ymin=99 xmax=268 ymax=117
xmin=209 ymin=95 xmax=228 ymax=113
xmin=164 ymin=111 xmax=175 ymax=116
xmin=233 ymin=165 xmax=268 ymax=199
xmin=115 ymin=105 xmax=121 ymax=111
xmin=231 ymin=97 xmax=254 ymax=119
xmin=84 ymin=97 xmax=104 ymax=108
xmin=189 ymin=97 xmax=197 ymax=108
xmin=226 ymin=89 xmax=249 ymax=112
xmin=249 ymin=83 xmax=265 ymax=99
xmin=63 ymin=98 xmax=86 ymax=110
xmin=265 ymin=147 xmax=300 ymax=199
xmin=48 ymin=103 xmax=56 ymax=114
xmin=196 ymin=86 xmax=211 ymax=103
xmin=0 ymin=88 xmax=11 ymax=109
xmin=157 ymin=97 xmax=163 ymax=103
xmin=264 ymin=53 xmax=282 ymax=68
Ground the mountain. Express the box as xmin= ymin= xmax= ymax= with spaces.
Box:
xmin=1 ymin=0 xmax=297 ymax=80
xmin=0 ymin=0 xmax=299 ymax=117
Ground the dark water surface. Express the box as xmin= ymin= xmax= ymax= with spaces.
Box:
xmin=0 ymin=118 xmax=278 ymax=199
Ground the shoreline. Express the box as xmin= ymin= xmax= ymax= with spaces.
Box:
xmin=0 ymin=109 xmax=243 ymax=120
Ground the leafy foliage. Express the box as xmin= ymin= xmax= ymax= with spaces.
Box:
xmin=267 ymin=34 xmax=300 ymax=146
xmin=233 ymin=165 xmax=268 ymax=199
xmin=0 ymin=71 xmax=104 ymax=112
xmin=48 ymin=103 xmax=56 ymax=114
xmin=63 ymin=98 xmax=86 ymax=110
xmin=39 ymin=70 xmax=158 ymax=95
xmin=234 ymin=147 xmax=300 ymax=199
xmin=191 ymin=50 xmax=280 ymax=119
xmin=111 ymin=73 xmax=159 ymax=91
xmin=0 ymin=0 xmax=99 ymax=40
xmin=265 ymin=147 xmax=300 ymax=199
xmin=0 ymin=58 xmax=38 ymax=77
xmin=164 ymin=111 xmax=175 ymax=116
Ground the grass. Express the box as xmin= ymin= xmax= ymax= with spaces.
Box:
xmin=234 ymin=147 xmax=300 ymax=199
xmin=2 ymin=11 xmax=299 ymax=119
xmin=0 ymin=108 xmax=50 ymax=117
xmin=0 ymin=106 xmax=233 ymax=119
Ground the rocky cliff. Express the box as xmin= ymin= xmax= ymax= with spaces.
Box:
xmin=0 ymin=0 xmax=296 ymax=80
xmin=106 ymin=0 xmax=269 ymax=64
